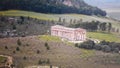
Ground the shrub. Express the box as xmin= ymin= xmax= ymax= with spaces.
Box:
xmin=16 ymin=47 xmax=20 ymax=51
xmin=75 ymin=43 xmax=79 ymax=47
xmin=94 ymin=44 xmax=102 ymax=50
xmin=113 ymin=48 xmax=119 ymax=53
xmin=45 ymin=42 xmax=50 ymax=50
xmin=80 ymin=40 xmax=95 ymax=49
xmin=17 ymin=39 xmax=22 ymax=46
xmin=45 ymin=42 xmax=48 ymax=47
xmin=37 ymin=50 xmax=40 ymax=54
xmin=5 ymin=46 xmax=8 ymax=49
xmin=102 ymin=45 xmax=111 ymax=52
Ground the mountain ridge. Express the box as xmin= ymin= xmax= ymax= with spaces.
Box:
xmin=0 ymin=0 xmax=106 ymax=16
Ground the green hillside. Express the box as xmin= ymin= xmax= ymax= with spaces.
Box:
xmin=0 ymin=10 xmax=120 ymax=42
xmin=0 ymin=10 xmax=119 ymax=29
xmin=87 ymin=32 xmax=120 ymax=42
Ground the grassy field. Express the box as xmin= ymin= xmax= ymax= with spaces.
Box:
xmin=87 ymin=32 xmax=120 ymax=42
xmin=39 ymin=35 xmax=61 ymax=42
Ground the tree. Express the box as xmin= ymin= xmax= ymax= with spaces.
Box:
xmin=58 ymin=17 xmax=62 ymax=22
xmin=94 ymin=44 xmax=102 ymax=50
xmin=108 ymin=23 xmax=112 ymax=32
xmin=80 ymin=40 xmax=95 ymax=49
xmin=99 ymin=22 xmax=107 ymax=31
xmin=102 ymin=45 xmax=111 ymax=52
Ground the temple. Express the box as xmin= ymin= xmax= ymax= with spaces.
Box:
xmin=51 ymin=25 xmax=86 ymax=41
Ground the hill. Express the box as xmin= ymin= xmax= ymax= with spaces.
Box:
xmin=0 ymin=10 xmax=120 ymax=42
xmin=0 ymin=0 xmax=106 ymax=16
xmin=0 ymin=36 xmax=120 ymax=68
xmin=0 ymin=10 xmax=119 ymax=29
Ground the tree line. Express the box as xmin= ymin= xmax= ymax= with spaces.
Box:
xmin=75 ymin=40 xmax=120 ymax=53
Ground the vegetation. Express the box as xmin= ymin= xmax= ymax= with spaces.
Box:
xmin=0 ymin=0 xmax=106 ymax=16
xmin=40 ymin=35 xmax=61 ymax=42
xmin=5 ymin=46 xmax=8 ymax=49
xmin=37 ymin=50 xmax=40 ymax=54
xmin=45 ymin=42 xmax=50 ymax=50
xmin=77 ymin=40 xmax=120 ymax=53
xmin=17 ymin=39 xmax=22 ymax=46
xmin=16 ymin=47 xmax=20 ymax=51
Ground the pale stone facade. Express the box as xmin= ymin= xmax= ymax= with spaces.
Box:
xmin=51 ymin=25 xmax=86 ymax=41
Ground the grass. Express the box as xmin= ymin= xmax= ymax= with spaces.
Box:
xmin=80 ymin=49 xmax=95 ymax=58
xmin=87 ymin=32 xmax=120 ymax=42
xmin=39 ymin=35 xmax=61 ymax=42
xmin=0 ymin=56 xmax=6 ymax=63
xmin=0 ymin=10 xmax=120 ymax=27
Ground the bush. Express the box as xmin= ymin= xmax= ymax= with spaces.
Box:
xmin=45 ymin=42 xmax=50 ymax=50
xmin=80 ymin=40 xmax=95 ymax=49
xmin=16 ymin=47 xmax=20 ymax=51
xmin=45 ymin=42 xmax=48 ymax=47
xmin=5 ymin=46 xmax=8 ymax=49
xmin=94 ymin=44 xmax=102 ymax=50
xmin=37 ymin=50 xmax=40 ymax=54
xmin=113 ymin=48 xmax=119 ymax=53
xmin=100 ymin=40 xmax=109 ymax=45
xmin=75 ymin=43 xmax=79 ymax=47
xmin=102 ymin=45 xmax=111 ymax=52
xmin=17 ymin=39 xmax=22 ymax=46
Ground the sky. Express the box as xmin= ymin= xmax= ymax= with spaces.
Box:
xmin=84 ymin=0 xmax=120 ymax=13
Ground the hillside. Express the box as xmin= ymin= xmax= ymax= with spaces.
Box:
xmin=0 ymin=10 xmax=119 ymax=29
xmin=0 ymin=0 xmax=106 ymax=16
xmin=0 ymin=36 xmax=120 ymax=68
